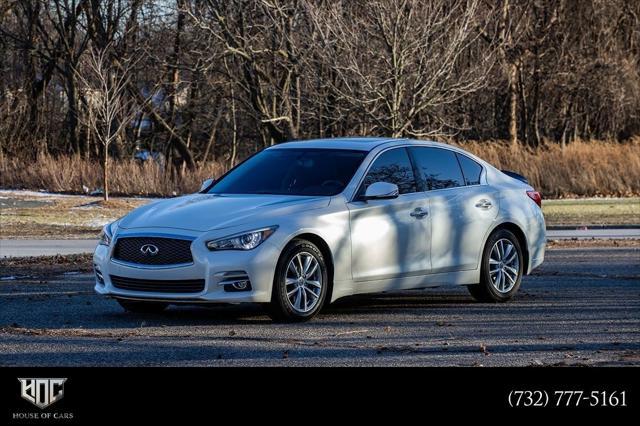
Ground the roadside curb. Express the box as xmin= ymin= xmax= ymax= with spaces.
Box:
xmin=546 ymin=224 xmax=640 ymax=230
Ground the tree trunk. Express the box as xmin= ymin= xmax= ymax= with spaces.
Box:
xmin=508 ymin=62 xmax=518 ymax=148
xmin=229 ymin=86 xmax=238 ymax=169
xmin=64 ymin=65 xmax=79 ymax=154
xmin=103 ymin=146 xmax=109 ymax=201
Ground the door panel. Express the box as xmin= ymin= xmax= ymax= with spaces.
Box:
xmin=429 ymin=186 xmax=499 ymax=272
xmin=407 ymin=146 xmax=498 ymax=273
xmin=348 ymin=193 xmax=431 ymax=281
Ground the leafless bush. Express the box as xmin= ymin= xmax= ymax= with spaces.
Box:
xmin=1 ymin=140 xmax=638 ymax=198
xmin=0 ymin=154 xmax=225 ymax=197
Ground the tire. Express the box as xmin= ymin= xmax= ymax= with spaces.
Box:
xmin=467 ymin=229 xmax=524 ymax=303
xmin=117 ymin=299 xmax=169 ymax=313
xmin=268 ymin=239 xmax=329 ymax=322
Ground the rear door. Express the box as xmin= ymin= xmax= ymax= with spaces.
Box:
xmin=408 ymin=147 xmax=499 ymax=273
xmin=347 ymin=147 xmax=431 ymax=281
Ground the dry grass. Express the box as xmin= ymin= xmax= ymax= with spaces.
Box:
xmin=0 ymin=154 xmax=225 ymax=197
xmin=1 ymin=139 xmax=639 ymax=198
xmin=0 ymin=192 xmax=150 ymax=239
xmin=455 ymin=139 xmax=640 ymax=198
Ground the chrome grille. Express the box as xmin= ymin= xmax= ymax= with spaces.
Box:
xmin=112 ymin=237 xmax=193 ymax=266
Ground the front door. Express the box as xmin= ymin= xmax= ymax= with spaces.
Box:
xmin=348 ymin=148 xmax=431 ymax=281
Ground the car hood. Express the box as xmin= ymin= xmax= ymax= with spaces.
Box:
xmin=118 ymin=193 xmax=330 ymax=232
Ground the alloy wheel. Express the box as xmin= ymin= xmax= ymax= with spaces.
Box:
xmin=285 ymin=251 xmax=323 ymax=313
xmin=488 ymin=238 xmax=520 ymax=293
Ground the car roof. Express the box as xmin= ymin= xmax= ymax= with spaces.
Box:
xmin=268 ymin=137 xmax=464 ymax=153
xmin=268 ymin=137 xmax=404 ymax=151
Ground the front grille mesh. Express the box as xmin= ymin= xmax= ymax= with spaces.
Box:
xmin=110 ymin=275 xmax=205 ymax=293
xmin=112 ymin=237 xmax=193 ymax=265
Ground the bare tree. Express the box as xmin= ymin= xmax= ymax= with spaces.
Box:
xmin=310 ymin=0 xmax=496 ymax=138
xmin=75 ymin=44 xmax=138 ymax=201
xmin=1 ymin=0 xmax=639 ymax=168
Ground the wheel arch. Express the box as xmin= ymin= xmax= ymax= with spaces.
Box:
xmin=489 ymin=222 xmax=530 ymax=274
xmin=283 ymin=232 xmax=335 ymax=303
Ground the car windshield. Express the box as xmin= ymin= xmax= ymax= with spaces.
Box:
xmin=208 ymin=148 xmax=368 ymax=196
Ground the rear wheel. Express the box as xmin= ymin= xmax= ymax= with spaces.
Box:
xmin=467 ymin=229 xmax=524 ymax=302
xmin=268 ymin=239 xmax=328 ymax=322
xmin=117 ymin=299 xmax=169 ymax=313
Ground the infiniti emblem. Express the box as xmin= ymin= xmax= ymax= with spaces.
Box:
xmin=140 ymin=244 xmax=159 ymax=256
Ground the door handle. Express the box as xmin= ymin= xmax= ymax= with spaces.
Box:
xmin=410 ymin=207 xmax=429 ymax=219
xmin=475 ymin=199 xmax=493 ymax=210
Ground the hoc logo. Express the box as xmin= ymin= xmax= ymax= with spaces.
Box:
xmin=18 ymin=378 xmax=67 ymax=409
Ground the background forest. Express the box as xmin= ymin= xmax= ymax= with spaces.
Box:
xmin=1 ymin=0 xmax=639 ymax=198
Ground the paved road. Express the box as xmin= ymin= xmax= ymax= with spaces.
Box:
xmin=546 ymin=228 xmax=640 ymax=240
xmin=0 ymin=247 xmax=638 ymax=366
xmin=1 ymin=227 xmax=639 ymax=258
xmin=0 ymin=240 xmax=98 ymax=257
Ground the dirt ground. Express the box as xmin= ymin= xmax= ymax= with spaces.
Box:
xmin=0 ymin=190 xmax=150 ymax=239
xmin=1 ymin=190 xmax=639 ymax=240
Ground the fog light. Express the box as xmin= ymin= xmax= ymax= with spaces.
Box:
xmin=232 ymin=280 xmax=249 ymax=290
xmin=218 ymin=271 xmax=252 ymax=292
xmin=94 ymin=264 xmax=105 ymax=285
xmin=224 ymin=280 xmax=252 ymax=292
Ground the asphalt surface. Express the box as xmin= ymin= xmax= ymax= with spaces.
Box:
xmin=0 ymin=247 xmax=638 ymax=366
xmin=2 ymin=227 xmax=639 ymax=258
xmin=0 ymin=239 xmax=98 ymax=258
xmin=546 ymin=228 xmax=640 ymax=239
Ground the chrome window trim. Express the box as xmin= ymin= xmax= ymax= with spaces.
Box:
xmin=350 ymin=146 xmax=419 ymax=202
xmin=348 ymin=143 xmax=487 ymax=202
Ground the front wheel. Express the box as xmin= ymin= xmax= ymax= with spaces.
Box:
xmin=268 ymin=239 xmax=328 ymax=322
xmin=467 ymin=229 xmax=524 ymax=302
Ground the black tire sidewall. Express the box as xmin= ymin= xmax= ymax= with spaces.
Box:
xmin=480 ymin=229 xmax=524 ymax=302
xmin=271 ymin=239 xmax=328 ymax=321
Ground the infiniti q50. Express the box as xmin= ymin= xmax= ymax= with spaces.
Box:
xmin=94 ymin=137 xmax=545 ymax=321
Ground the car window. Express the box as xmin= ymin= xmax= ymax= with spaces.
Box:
xmin=208 ymin=148 xmax=367 ymax=196
xmin=409 ymin=147 xmax=464 ymax=191
xmin=359 ymin=148 xmax=417 ymax=196
xmin=456 ymin=153 xmax=483 ymax=186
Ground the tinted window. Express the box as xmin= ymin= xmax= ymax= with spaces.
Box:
xmin=208 ymin=149 xmax=366 ymax=196
xmin=360 ymin=148 xmax=417 ymax=195
xmin=456 ymin=153 xmax=483 ymax=185
xmin=409 ymin=147 xmax=464 ymax=190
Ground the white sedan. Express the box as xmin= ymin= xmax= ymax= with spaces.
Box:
xmin=94 ymin=137 xmax=545 ymax=321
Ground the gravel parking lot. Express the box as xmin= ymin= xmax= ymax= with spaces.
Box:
xmin=0 ymin=247 xmax=638 ymax=366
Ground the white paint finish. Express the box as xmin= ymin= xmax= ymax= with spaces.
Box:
xmin=89 ymin=138 xmax=547 ymax=305
xmin=428 ymin=186 xmax=500 ymax=273
xmin=347 ymin=192 xmax=431 ymax=281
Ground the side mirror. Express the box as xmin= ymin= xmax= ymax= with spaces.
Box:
xmin=363 ymin=182 xmax=399 ymax=200
xmin=199 ymin=178 xmax=215 ymax=193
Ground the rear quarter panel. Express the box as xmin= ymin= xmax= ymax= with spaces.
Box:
xmin=486 ymin=167 xmax=546 ymax=274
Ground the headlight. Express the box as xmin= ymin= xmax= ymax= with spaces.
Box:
xmin=206 ymin=226 xmax=278 ymax=251
xmin=98 ymin=221 xmax=119 ymax=246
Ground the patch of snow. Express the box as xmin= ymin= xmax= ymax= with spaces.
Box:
xmin=63 ymin=271 xmax=80 ymax=275
xmin=84 ymin=218 xmax=117 ymax=227
xmin=0 ymin=189 xmax=78 ymax=198
xmin=0 ymin=276 xmax=17 ymax=281
xmin=0 ymin=189 xmax=161 ymax=201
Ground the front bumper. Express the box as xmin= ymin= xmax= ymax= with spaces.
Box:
xmin=93 ymin=230 xmax=280 ymax=304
